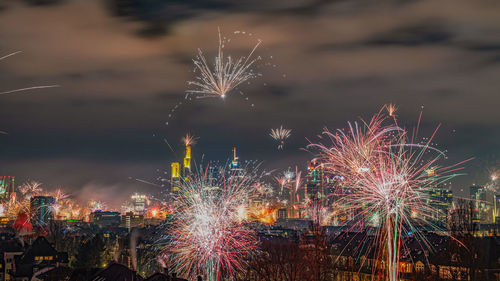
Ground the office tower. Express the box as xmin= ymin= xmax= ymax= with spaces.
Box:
xmin=171 ymin=162 xmax=181 ymax=196
xmin=183 ymin=145 xmax=191 ymax=176
xmin=0 ymin=176 xmax=15 ymax=201
xmin=470 ymin=185 xmax=487 ymax=223
xmin=30 ymin=196 xmax=55 ymax=227
xmin=494 ymin=194 xmax=500 ymax=224
xmin=131 ymin=193 xmax=147 ymax=215
xmin=305 ymin=161 xmax=325 ymax=200
xmin=426 ymin=187 xmax=453 ymax=224
xmin=229 ymin=147 xmax=243 ymax=176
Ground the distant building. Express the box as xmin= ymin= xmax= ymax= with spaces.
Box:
xmin=305 ymin=161 xmax=328 ymax=201
xmin=494 ymin=194 xmax=500 ymax=224
xmin=470 ymin=185 xmax=487 ymax=223
xmin=0 ymin=176 xmax=15 ymax=202
xmin=30 ymin=196 xmax=55 ymax=227
xmin=90 ymin=211 xmax=122 ymax=228
xmin=426 ymin=187 xmax=453 ymax=224
xmin=277 ymin=208 xmax=288 ymax=220
xmin=183 ymin=145 xmax=192 ymax=176
xmin=131 ymin=193 xmax=147 ymax=215
xmin=122 ymin=212 xmax=144 ymax=230
xmin=170 ymin=162 xmax=181 ymax=199
xmin=229 ymin=147 xmax=243 ymax=177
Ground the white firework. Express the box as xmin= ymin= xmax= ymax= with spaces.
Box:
xmin=187 ymin=28 xmax=261 ymax=99
xmin=270 ymin=126 xmax=292 ymax=150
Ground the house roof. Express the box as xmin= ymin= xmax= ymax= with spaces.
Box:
xmin=91 ymin=263 xmax=144 ymax=281
xmin=144 ymin=272 xmax=169 ymax=281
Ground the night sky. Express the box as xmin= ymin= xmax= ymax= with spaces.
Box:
xmin=0 ymin=0 xmax=499 ymax=207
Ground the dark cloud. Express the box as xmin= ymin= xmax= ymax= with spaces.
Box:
xmin=363 ymin=22 xmax=452 ymax=46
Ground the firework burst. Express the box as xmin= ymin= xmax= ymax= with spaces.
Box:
xmin=19 ymin=181 xmax=43 ymax=199
xmin=166 ymin=166 xmax=258 ymax=281
xmin=187 ymin=29 xmax=261 ymax=99
xmin=182 ymin=133 xmax=198 ymax=146
xmin=310 ymin=108 xmax=467 ymax=281
xmin=270 ymin=126 xmax=291 ymax=150
xmin=385 ymin=103 xmax=398 ymax=117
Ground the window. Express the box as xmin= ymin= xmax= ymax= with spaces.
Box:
xmin=415 ymin=261 xmax=424 ymax=272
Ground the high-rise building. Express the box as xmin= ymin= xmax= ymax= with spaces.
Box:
xmin=426 ymin=187 xmax=453 ymax=224
xmin=229 ymin=147 xmax=243 ymax=176
xmin=0 ymin=176 xmax=15 ymax=201
xmin=494 ymin=195 xmax=500 ymax=224
xmin=121 ymin=212 xmax=144 ymax=230
xmin=183 ymin=145 xmax=191 ymax=176
xmin=131 ymin=193 xmax=147 ymax=215
xmin=171 ymin=162 xmax=181 ymax=197
xmin=30 ymin=196 xmax=55 ymax=227
xmin=305 ymin=161 xmax=325 ymax=200
xmin=90 ymin=211 xmax=121 ymax=227
xmin=470 ymin=185 xmax=487 ymax=223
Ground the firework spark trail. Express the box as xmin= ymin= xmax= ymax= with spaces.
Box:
xmin=166 ymin=166 xmax=258 ymax=281
xmin=309 ymin=107 xmax=466 ymax=281
xmin=0 ymin=85 xmax=60 ymax=96
xmin=186 ymin=28 xmax=261 ymax=99
xmin=1 ymin=52 xmax=60 ymax=95
xmin=270 ymin=126 xmax=291 ymax=150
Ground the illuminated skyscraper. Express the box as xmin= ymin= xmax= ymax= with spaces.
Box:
xmin=494 ymin=195 xmax=500 ymax=224
xmin=470 ymin=185 xmax=487 ymax=223
xmin=426 ymin=187 xmax=453 ymax=224
xmin=305 ymin=161 xmax=325 ymax=200
xmin=171 ymin=162 xmax=181 ymax=197
xmin=121 ymin=211 xmax=144 ymax=230
xmin=131 ymin=193 xmax=147 ymax=215
xmin=30 ymin=196 xmax=55 ymax=227
xmin=0 ymin=176 xmax=15 ymax=201
xmin=183 ymin=145 xmax=191 ymax=176
xmin=229 ymin=147 xmax=243 ymax=176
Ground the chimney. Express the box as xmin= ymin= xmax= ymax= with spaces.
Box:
xmin=131 ymin=270 xmax=137 ymax=281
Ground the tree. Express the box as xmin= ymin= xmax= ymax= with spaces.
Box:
xmin=237 ymin=238 xmax=307 ymax=281
xmin=449 ymin=199 xmax=480 ymax=281
xmin=73 ymin=234 xmax=106 ymax=269
xmin=300 ymin=221 xmax=333 ymax=281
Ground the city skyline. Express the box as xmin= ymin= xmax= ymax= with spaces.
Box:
xmin=0 ymin=0 xmax=499 ymax=207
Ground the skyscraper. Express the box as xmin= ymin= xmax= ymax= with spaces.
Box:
xmin=470 ymin=185 xmax=487 ymax=224
xmin=170 ymin=162 xmax=181 ymax=199
xmin=426 ymin=187 xmax=453 ymax=224
xmin=305 ymin=161 xmax=325 ymax=200
xmin=494 ymin=194 xmax=500 ymax=224
xmin=183 ymin=145 xmax=191 ymax=176
xmin=0 ymin=176 xmax=15 ymax=201
xmin=229 ymin=147 xmax=243 ymax=177
xmin=131 ymin=193 xmax=147 ymax=215
xmin=30 ymin=196 xmax=55 ymax=227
